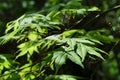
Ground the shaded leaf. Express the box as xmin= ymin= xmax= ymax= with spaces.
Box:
xmin=76 ymin=43 xmax=87 ymax=62
xmin=45 ymin=74 xmax=84 ymax=80
xmin=52 ymin=49 xmax=67 ymax=73
xmin=86 ymin=46 xmax=104 ymax=60
xmin=67 ymin=51 xmax=84 ymax=68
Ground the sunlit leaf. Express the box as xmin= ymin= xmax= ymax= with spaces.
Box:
xmin=0 ymin=55 xmax=7 ymax=61
xmin=20 ymin=63 xmax=32 ymax=69
xmin=16 ymin=41 xmax=41 ymax=59
xmin=62 ymin=30 xmax=78 ymax=38
xmin=28 ymin=31 xmax=38 ymax=41
xmin=3 ymin=61 xmax=11 ymax=68
xmin=87 ymin=6 xmax=100 ymax=11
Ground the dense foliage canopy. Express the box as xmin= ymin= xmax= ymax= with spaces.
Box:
xmin=0 ymin=0 xmax=120 ymax=80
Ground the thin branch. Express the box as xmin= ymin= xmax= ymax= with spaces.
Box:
xmin=103 ymin=5 xmax=120 ymax=15
xmin=73 ymin=5 xmax=120 ymax=29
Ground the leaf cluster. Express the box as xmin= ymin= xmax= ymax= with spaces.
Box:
xmin=0 ymin=0 xmax=116 ymax=80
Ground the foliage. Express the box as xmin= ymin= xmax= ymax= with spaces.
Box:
xmin=0 ymin=0 xmax=120 ymax=80
xmin=0 ymin=0 xmax=45 ymax=36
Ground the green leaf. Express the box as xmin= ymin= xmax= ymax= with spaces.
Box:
xmin=94 ymin=47 xmax=108 ymax=55
xmin=87 ymin=6 xmax=100 ymax=11
xmin=86 ymin=46 xmax=104 ymax=60
xmin=40 ymin=40 xmax=54 ymax=50
xmin=28 ymin=31 xmax=38 ymax=41
xmin=46 ymin=11 xmax=56 ymax=19
xmin=0 ymin=55 xmax=7 ymax=61
xmin=67 ymin=51 xmax=84 ymax=68
xmin=16 ymin=41 xmax=41 ymax=59
xmin=45 ymin=74 xmax=84 ymax=80
xmin=89 ymin=38 xmax=103 ymax=45
xmin=0 ymin=55 xmax=11 ymax=69
xmin=62 ymin=9 xmax=87 ymax=15
xmin=8 ymin=73 xmax=20 ymax=80
xmin=62 ymin=30 xmax=85 ymax=38
xmin=3 ymin=61 xmax=11 ymax=68
xmin=45 ymin=34 xmax=61 ymax=41
xmin=62 ymin=30 xmax=78 ymax=38
xmin=76 ymin=43 xmax=87 ymax=62
xmin=22 ymin=73 xmax=35 ymax=80
xmin=66 ymin=39 xmax=76 ymax=50
xmin=0 ymin=29 xmax=20 ymax=44
xmin=52 ymin=49 xmax=67 ymax=73
xmin=76 ymin=9 xmax=86 ymax=15
xmin=20 ymin=63 xmax=32 ymax=69
xmin=73 ymin=38 xmax=95 ymax=45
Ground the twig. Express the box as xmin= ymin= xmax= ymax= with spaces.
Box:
xmin=73 ymin=5 xmax=120 ymax=29
xmin=110 ymin=39 xmax=120 ymax=51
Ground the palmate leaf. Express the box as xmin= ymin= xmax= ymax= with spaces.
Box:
xmin=16 ymin=38 xmax=56 ymax=60
xmin=16 ymin=40 xmax=44 ymax=60
xmin=40 ymin=40 xmax=55 ymax=50
xmin=5 ymin=14 xmax=25 ymax=33
xmin=52 ymin=46 xmax=83 ymax=73
xmin=0 ymin=29 xmax=20 ymax=44
xmin=0 ymin=55 xmax=11 ymax=69
xmin=1 ymin=13 xmax=62 ymax=45
xmin=51 ymin=36 xmax=107 ymax=71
